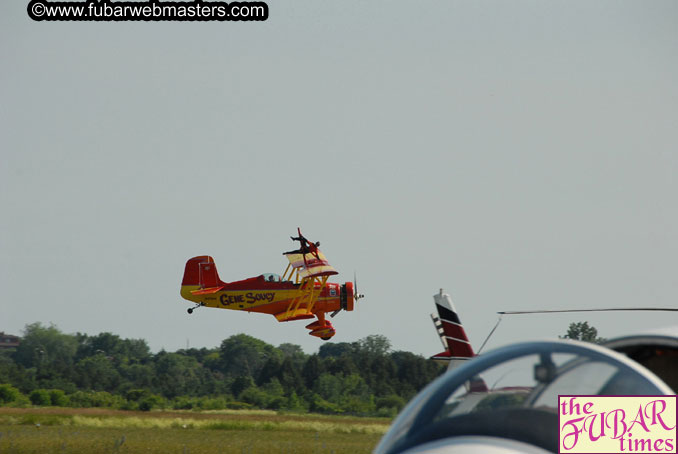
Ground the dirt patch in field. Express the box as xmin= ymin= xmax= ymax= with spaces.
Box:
xmin=0 ymin=407 xmax=389 ymax=426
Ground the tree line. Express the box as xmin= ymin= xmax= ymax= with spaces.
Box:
xmin=0 ymin=323 xmax=445 ymax=416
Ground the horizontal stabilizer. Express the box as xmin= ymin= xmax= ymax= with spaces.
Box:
xmin=190 ymin=286 xmax=225 ymax=295
xmin=431 ymin=350 xmax=474 ymax=362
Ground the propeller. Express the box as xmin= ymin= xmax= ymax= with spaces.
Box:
xmin=330 ymin=272 xmax=364 ymax=318
xmin=353 ymin=271 xmax=365 ymax=302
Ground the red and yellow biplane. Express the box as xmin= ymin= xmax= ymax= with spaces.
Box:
xmin=180 ymin=229 xmax=363 ymax=340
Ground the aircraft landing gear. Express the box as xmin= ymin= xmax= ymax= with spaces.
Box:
xmin=187 ymin=303 xmax=205 ymax=314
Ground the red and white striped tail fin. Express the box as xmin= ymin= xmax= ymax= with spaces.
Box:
xmin=430 ymin=289 xmax=475 ymax=364
xmin=430 ymin=289 xmax=490 ymax=392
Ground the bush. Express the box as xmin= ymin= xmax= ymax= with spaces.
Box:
xmin=38 ymin=378 xmax=77 ymax=394
xmin=67 ymin=391 xmax=93 ymax=408
xmin=48 ymin=389 xmax=69 ymax=406
xmin=284 ymin=391 xmax=307 ymax=412
xmin=309 ymin=395 xmax=342 ymax=414
xmin=126 ymin=389 xmax=150 ymax=402
xmin=171 ymin=396 xmax=195 ymax=410
xmin=338 ymin=395 xmax=375 ymax=415
xmin=195 ymin=396 xmax=229 ymax=410
xmin=376 ymin=406 xmax=399 ymax=418
xmin=265 ymin=396 xmax=286 ymax=410
xmin=68 ymin=390 xmax=125 ymax=408
xmin=239 ymin=387 xmax=268 ymax=407
xmin=29 ymin=389 xmax=51 ymax=406
xmin=138 ymin=394 xmax=165 ymax=411
xmin=118 ymin=400 xmax=138 ymax=411
xmin=376 ymin=394 xmax=405 ymax=412
xmin=225 ymin=401 xmax=253 ymax=410
xmin=0 ymin=384 xmax=22 ymax=404
xmin=11 ymin=393 xmax=31 ymax=407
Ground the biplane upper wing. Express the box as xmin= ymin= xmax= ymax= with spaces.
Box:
xmin=285 ymin=250 xmax=338 ymax=279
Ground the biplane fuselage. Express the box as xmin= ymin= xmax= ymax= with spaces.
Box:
xmin=180 ymin=254 xmax=355 ymax=340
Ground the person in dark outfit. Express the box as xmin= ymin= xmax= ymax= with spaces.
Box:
xmin=283 ymin=232 xmax=320 ymax=259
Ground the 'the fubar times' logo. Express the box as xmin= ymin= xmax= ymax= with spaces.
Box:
xmin=559 ymin=396 xmax=677 ymax=454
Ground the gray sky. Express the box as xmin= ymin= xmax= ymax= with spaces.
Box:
xmin=2 ymin=1 xmax=677 ymax=357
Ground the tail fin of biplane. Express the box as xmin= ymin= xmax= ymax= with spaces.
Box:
xmin=180 ymin=256 xmax=224 ymax=302
xmin=430 ymin=289 xmax=475 ymax=366
xmin=182 ymin=256 xmax=221 ymax=287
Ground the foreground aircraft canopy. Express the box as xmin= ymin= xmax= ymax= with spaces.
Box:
xmin=498 ymin=309 xmax=678 ymax=392
xmin=180 ymin=229 xmax=363 ymax=340
xmin=406 ymin=289 xmax=678 ymax=454
xmin=377 ymin=339 xmax=674 ymax=454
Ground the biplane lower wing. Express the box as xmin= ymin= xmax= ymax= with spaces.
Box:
xmin=274 ymin=308 xmax=315 ymax=322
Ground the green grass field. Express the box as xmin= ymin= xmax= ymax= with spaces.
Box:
xmin=0 ymin=408 xmax=389 ymax=454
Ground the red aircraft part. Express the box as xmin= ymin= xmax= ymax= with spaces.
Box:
xmin=343 ymin=281 xmax=355 ymax=312
xmin=181 ymin=251 xmax=355 ymax=341
xmin=182 ymin=256 xmax=222 ymax=288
